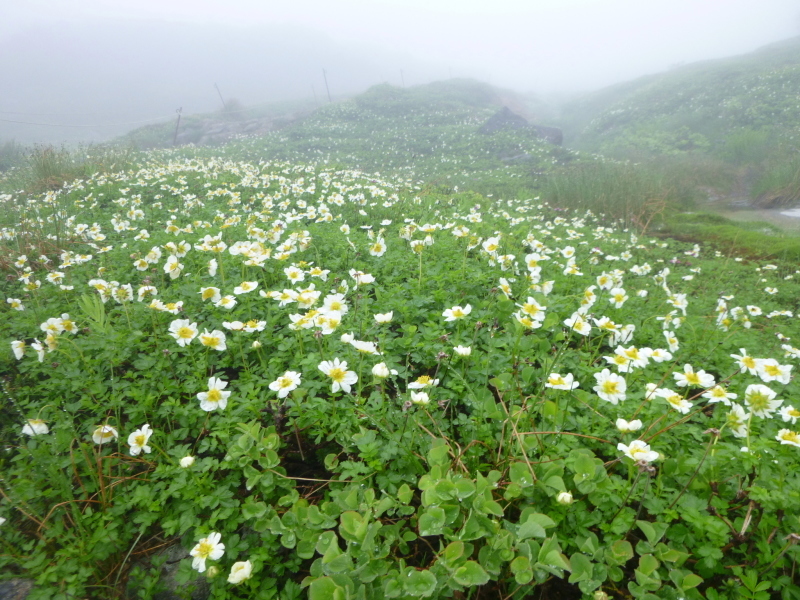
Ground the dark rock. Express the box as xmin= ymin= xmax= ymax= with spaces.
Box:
xmin=0 ymin=579 xmax=33 ymax=600
xmin=478 ymin=106 xmax=563 ymax=146
xmin=127 ymin=542 xmax=209 ymax=600
xmin=533 ymin=125 xmax=563 ymax=146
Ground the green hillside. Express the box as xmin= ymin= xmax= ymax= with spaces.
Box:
xmin=561 ymin=36 xmax=800 ymax=160
xmin=123 ymin=79 xmax=574 ymax=194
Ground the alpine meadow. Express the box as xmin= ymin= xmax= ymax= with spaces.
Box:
xmin=2 ymin=22 xmax=800 ymax=600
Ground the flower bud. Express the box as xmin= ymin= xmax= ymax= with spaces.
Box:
xmin=180 ymin=455 xmax=195 ymax=468
xmin=556 ymin=491 xmax=573 ymax=505
xmin=206 ymin=566 xmax=220 ymax=579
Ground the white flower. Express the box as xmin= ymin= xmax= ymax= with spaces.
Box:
xmin=617 ymin=440 xmax=659 ymax=463
xmin=199 ymin=329 xmax=227 ymax=352
xmin=197 ymin=377 xmax=231 ymax=411
xmin=180 ymin=456 xmax=195 ymax=468
xmin=545 ymin=373 xmax=579 ymax=390
xmin=372 ymin=362 xmax=397 ymax=379
xmin=22 ymin=419 xmax=49 ymax=436
xmin=780 ymin=405 xmax=800 ymax=424
xmin=408 ymin=375 xmax=439 ymax=389
xmin=556 ymin=491 xmax=573 ymax=505
xmin=190 ymin=532 xmax=225 ymax=573
xmin=454 ymin=345 xmax=472 ymax=357
xmin=743 ymin=384 xmax=781 ymax=418
xmin=318 ymin=358 xmax=358 ymax=393
xmin=726 ymin=403 xmax=751 ymax=438
xmin=673 ymin=364 xmax=715 ymax=388
xmin=168 ymin=319 xmax=198 ymax=347
xmin=442 ymin=305 xmax=472 ymax=321
xmin=702 ymin=386 xmax=737 ymax=406
xmin=410 ymin=391 xmax=430 ymax=405
xmin=11 ymin=340 xmax=26 ymax=360
xmin=349 ymin=340 xmax=381 ymax=355
xmin=199 ymin=287 xmax=221 ymax=303
xmin=127 ymin=424 xmax=153 ymax=456
xmin=615 ymin=418 xmax=642 ymax=433
xmin=92 ymin=425 xmax=119 ymax=445
xmin=233 ymin=281 xmax=259 ymax=295
xmin=227 ymin=560 xmax=253 ymax=584
xmin=593 ymin=369 xmax=627 ymax=404
xmin=269 ymin=371 xmax=302 ymax=399
xmin=564 ymin=311 xmax=592 ymax=336
xmin=374 ymin=311 xmax=393 ymax=324
xmin=776 ymin=429 xmax=800 ymax=447
xmin=756 ymin=359 xmax=792 ymax=385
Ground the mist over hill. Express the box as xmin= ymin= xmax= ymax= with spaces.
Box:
xmin=0 ymin=19 xmax=450 ymax=144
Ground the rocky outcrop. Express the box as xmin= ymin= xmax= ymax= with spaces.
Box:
xmin=175 ymin=113 xmax=306 ymax=147
xmin=478 ymin=107 xmax=562 ymax=145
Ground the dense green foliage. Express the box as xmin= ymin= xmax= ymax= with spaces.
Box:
xmin=1 ymin=156 xmax=799 ymax=600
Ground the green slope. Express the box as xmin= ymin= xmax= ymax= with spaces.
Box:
xmin=561 ymin=36 xmax=800 ymax=160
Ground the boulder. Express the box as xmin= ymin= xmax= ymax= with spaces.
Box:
xmin=478 ymin=107 xmax=563 ymax=146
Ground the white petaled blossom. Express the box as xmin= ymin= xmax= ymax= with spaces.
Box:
xmin=269 ymin=371 xmax=302 ymax=399
xmin=702 ymin=386 xmax=737 ymax=406
xmin=618 ymin=440 xmax=659 ymax=463
xmin=372 ymin=362 xmax=398 ymax=379
xmin=616 ymin=418 xmax=643 ymax=433
xmin=780 ymin=405 xmax=800 ymax=424
xmin=442 ymin=304 xmax=472 ymax=321
xmin=127 ymin=424 xmax=153 ymax=456
xmin=756 ymin=359 xmax=792 ymax=385
xmin=168 ymin=319 xmax=198 ymax=347
xmin=180 ymin=456 xmax=195 ymax=468
xmin=593 ymin=369 xmax=627 ymax=404
xmin=408 ymin=375 xmax=439 ymax=390
xmin=726 ymin=404 xmax=751 ymax=438
xmin=22 ymin=419 xmax=49 ymax=436
xmin=545 ymin=373 xmax=579 ymax=391
xmin=673 ymin=364 xmax=715 ymax=388
xmin=197 ymin=378 xmax=231 ymax=412
xmin=743 ymin=384 xmax=782 ymax=418
xmin=454 ymin=345 xmax=472 ymax=357
xmin=233 ymin=281 xmax=259 ymax=295
xmin=564 ymin=311 xmax=592 ymax=336
xmin=11 ymin=340 xmax=26 ymax=360
xmin=374 ymin=311 xmax=393 ymax=324
xmin=92 ymin=425 xmax=119 ymax=445
xmin=776 ymin=429 xmax=800 ymax=448
xmin=318 ymin=358 xmax=358 ymax=393
xmin=228 ymin=560 xmax=253 ymax=584
xmin=199 ymin=329 xmax=227 ymax=351
xmin=410 ymin=391 xmax=430 ymax=405
xmin=190 ymin=532 xmax=225 ymax=573
xmin=556 ymin=491 xmax=573 ymax=505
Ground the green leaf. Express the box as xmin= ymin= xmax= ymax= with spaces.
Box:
xmin=397 ymin=483 xmax=413 ymax=504
xmin=517 ymin=513 xmax=556 ymax=540
xmin=402 ymin=570 xmax=437 ymax=597
xmin=509 ymin=462 xmax=534 ymax=488
xmin=606 ymin=540 xmax=634 ymax=566
xmin=427 ymin=443 xmax=450 ymax=467
xmin=510 ymin=556 xmax=533 ymax=585
xmin=241 ymin=500 xmax=267 ymax=520
xmin=339 ymin=511 xmax=367 ymax=542
xmin=418 ymin=506 xmax=446 ymax=536
xmin=453 ymin=561 xmax=490 ymax=587
xmin=638 ymin=554 xmax=659 ymax=576
xmin=308 ymin=577 xmax=345 ymax=600
xmin=636 ymin=520 xmax=669 ymax=546
xmin=681 ymin=573 xmax=703 ymax=590
xmin=443 ymin=541 xmax=464 ymax=564
xmin=568 ymin=553 xmax=593 ymax=583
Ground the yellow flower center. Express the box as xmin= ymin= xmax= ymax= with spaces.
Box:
xmin=207 ymin=389 xmax=222 ymax=402
xmin=781 ymin=431 xmax=799 ymax=443
xmin=328 ymin=368 xmax=346 ymax=382
xmin=134 ymin=434 xmax=146 ymax=446
xmin=279 ymin=378 xmax=294 ymax=388
xmin=602 ymin=381 xmax=619 ymax=395
xmin=685 ymin=373 xmax=700 ymax=385
xmin=195 ymin=541 xmax=214 ymax=559
xmin=177 ymin=327 xmax=195 ymax=339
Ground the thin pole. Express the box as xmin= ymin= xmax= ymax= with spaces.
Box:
xmin=172 ymin=107 xmax=182 ymax=146
xmin=214 ymin=83 xmax=227 ymax=109
xmin=322 ymin=69 xmax=332 ymax=103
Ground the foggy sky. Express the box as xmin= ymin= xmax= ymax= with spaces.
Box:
xmin=2 ymin=0 xmax=799 ymax=143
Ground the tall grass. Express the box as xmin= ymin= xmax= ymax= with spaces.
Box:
xmin=752 ymin=153 xmax=800 ymax=207
xmin=540 ymin=157 xmax=732 ymax=231
xmin=2 ymin=144 xmax=140 ymax=194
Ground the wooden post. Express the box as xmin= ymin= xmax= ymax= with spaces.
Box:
xmin=173 ymin=107 xmax=182 ymax=146
xmin=214 ymin=83 xmax=227 ymax=109
xmin=322 ymin=69 xmax=332 ymax=103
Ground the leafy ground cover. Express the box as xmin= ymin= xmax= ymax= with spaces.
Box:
xmin=1 ymin=154 xmax=800 ymax=599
